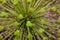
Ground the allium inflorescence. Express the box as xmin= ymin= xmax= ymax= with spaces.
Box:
xmin=0 ymin=0 xmax=60 ymax=40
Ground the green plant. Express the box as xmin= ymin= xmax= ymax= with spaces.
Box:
xmin=0 ymin=0 xmax=59 ymax=40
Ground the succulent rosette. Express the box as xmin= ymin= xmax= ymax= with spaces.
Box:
xmin=0 ymin=0 xmax=60 ymax=40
